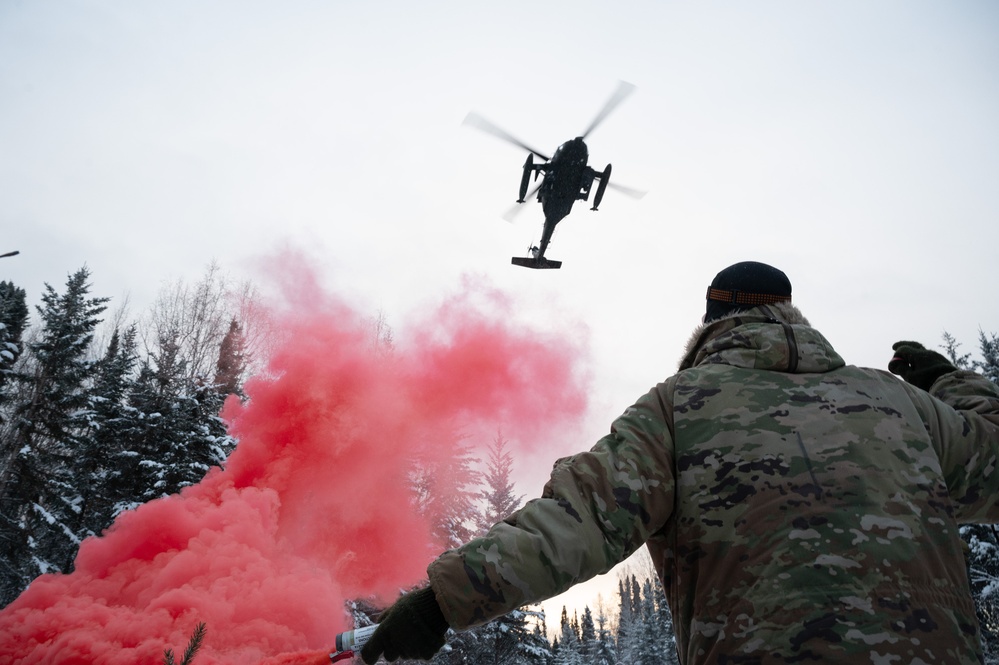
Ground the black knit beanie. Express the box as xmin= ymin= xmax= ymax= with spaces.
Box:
xmin=704 ymin=261 xmax=792 ymax=322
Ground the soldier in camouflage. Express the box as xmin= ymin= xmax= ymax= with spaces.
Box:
xmin=361 ymin=261 xmax=999 ymax=664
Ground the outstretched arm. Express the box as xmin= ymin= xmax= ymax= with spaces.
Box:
xmin=428 ymin=387 xmax=676 ymax=629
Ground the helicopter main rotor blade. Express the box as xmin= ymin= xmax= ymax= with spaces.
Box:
xmin=502 ymin=182 xmax=542 ymax=223
xmin=580 ymin=80 xmax=636 ymax=140
xmin=608 ymin=181 xmax=647 ymax=199
xmin=463 ymin=112 xmax=551 ymax=161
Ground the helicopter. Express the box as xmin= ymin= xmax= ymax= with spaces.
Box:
xmin=463 ymin=80 xmax=645 ymax=269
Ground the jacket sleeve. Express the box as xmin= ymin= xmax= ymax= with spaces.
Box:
xmin=921 ymin=369 xmax=999 ymax=522
xmin=427 ymin=387 xmax=676 ymax=629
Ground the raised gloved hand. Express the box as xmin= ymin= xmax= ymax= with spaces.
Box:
xmin=360 ymin=586 xmax=449 ymax=664
xmin=888 ymin=340 xmax=957 ymax=391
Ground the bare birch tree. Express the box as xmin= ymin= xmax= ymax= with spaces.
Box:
xmin=141 ymin=261 xmax=263 ymax=385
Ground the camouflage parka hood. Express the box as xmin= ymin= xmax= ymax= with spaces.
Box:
xmin=677 ymin=301 xmax=842 ymax=374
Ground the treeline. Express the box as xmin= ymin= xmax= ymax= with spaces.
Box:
xmin=344 ymin=541 xmax=679 ymax=665
xmin=0 ymin=264 xmax=255 ymax=606
xmin=374 ymin=571 xmax=680 ymax=665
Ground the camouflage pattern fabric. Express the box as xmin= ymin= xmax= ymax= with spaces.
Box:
xmin=427 ymin=307 xmax=999 ymax=664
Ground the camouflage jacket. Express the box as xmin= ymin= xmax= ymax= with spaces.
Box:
xmin=427 ymin=307 xmax=999 ymax=663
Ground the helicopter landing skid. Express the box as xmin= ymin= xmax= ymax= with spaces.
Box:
xmin=511 ymin=256 xmax=562 ymax=269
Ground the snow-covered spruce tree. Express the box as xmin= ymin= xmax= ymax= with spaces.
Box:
xmin=475 ymin=432 xmax=524 ymax=536
xmin=412 ymin=434 xmax=519 ymax=665
xmin=77 ymin=325 xmax=141 ymax=538
xmin=943 ymin=331 xmax=999 ymax=662
xmin=654 ymin=577 xmax=680 ymax=664
xmin=591 ymin=599 xmax=617 ymax=665
xmin=0 ymin=281 xmax=28 ymax=425
xmin=637 ymin=577 xmax=679 ymax=665
xmin=550 ymin=606 xmax=583 ymax=665
xmin=0 ymin=281 xmax=30 ymax=598
xmin=612 ymin=572 xmax=679 ymax=665
xmin=578 ymin=606 xmax=596 ymax=660
xmin=182 ymin=321 xmax=241 ymax=477
xmin=433 ymin=605 xmax=549 ymax=665
xmin=974 ymin=330 xmax=999 ymax=385
xmin=410 ymin=434 xmax=479 ymax=553
xmin=0 ymin=268 xmax=108 ymax=603
xmin=121 ymin=329 xmax=232 ymax=507
xmin=966 ymin=331 xmax=999 ymax=662
xmin=634 ymin=579 xmax=659 ymax=665
xmin=0 ymin=281 xmax=30 ymax=606
xmin=121 ymin=331 xmax=189 ymax=504
xmin=523 ymin=610 xmax=556 ymax=665
xmin=428 ymin=431 xmax=547 ymax=665
xmin=426 ymin=430 xmax=561 ymax=665
xmin=942 ymin=331 xmax=973 ymax=370
xmin=614 ymin=575 xmax=640 ymax=664
xmin=965 ymin=525 xmax=999 ymax=662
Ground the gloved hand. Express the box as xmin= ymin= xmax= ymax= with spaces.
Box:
xmin=360 ymin=586 xmax=449 ymax=664
xmin=888 ymin=340 xmax=957 ymax=391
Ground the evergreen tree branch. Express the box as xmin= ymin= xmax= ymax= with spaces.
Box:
xmin=163 ymin=622 xmax=206 ymax=665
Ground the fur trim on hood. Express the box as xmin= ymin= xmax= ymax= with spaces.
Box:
xmin=678 ymin=301 xmax=811 ymax=371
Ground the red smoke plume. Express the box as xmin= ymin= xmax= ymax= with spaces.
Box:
xmin=0 ymin=264 xmax=589 ymax=664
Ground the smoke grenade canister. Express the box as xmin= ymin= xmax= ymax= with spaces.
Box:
xmin=332 ymin=624 xmax=378 ymax=660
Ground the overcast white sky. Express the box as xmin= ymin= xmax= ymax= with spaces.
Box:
xmin=3 ymin=0 xmax=999 ymax=628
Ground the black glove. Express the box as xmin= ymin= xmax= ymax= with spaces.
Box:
xmin=360 ymin=586 xmax=449 ymax=664
xmin=888 ymin=340 xmax=957 ymax=391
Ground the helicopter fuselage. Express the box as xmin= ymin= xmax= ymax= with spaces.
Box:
xmin=532 ymin=137 xmax=600 ymax=260
xmin=463 ymin=80 xmax=638 ymax=269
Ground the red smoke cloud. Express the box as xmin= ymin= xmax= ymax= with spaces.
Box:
xmin=0 ymin=263 xmax=589 ymax=664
